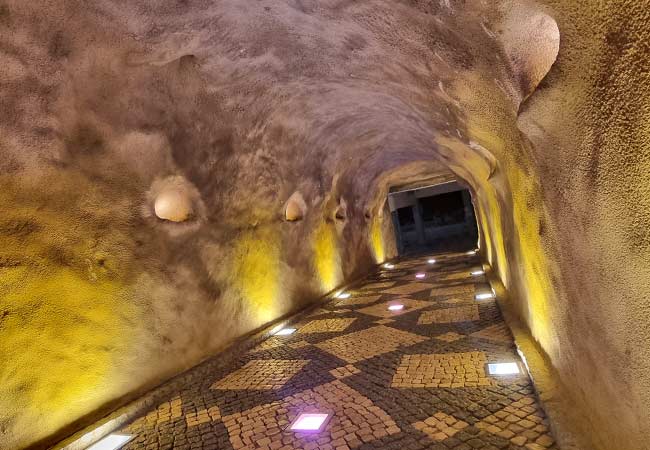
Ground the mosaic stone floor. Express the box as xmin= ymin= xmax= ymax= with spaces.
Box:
xmin=119 ymin=252 xmax=559 ymax=450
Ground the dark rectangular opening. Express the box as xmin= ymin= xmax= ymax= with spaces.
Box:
xmin=389 ymin=183 xmax=478 ymax=255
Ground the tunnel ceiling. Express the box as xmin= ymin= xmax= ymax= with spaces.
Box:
xmin=1 ymin=0 xmax=558 ymax=209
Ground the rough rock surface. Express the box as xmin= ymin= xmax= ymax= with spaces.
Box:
xmin=0 ymin=1 xmax=648 ymax=449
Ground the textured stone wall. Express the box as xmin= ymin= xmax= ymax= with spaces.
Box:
xmin=0 ymin=1 xmax=648 ymax=449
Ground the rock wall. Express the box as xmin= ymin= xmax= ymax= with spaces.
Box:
xmin=508 ymin=1 xmax=650 ymax=448
xmin=0 ymin=1 xmax=648 ymax=449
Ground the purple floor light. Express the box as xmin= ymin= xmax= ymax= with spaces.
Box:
xmin=289 ymin=413 xmax=332 ymax=432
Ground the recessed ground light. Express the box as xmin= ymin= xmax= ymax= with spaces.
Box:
xmin=388 ymin=304 xmax=405 ymax=311
xmin=415 ymin=273 xmax=426 ymax=279
xmin=275 ymin=328 xmax=296 ymax=336
xmin=466 ymin=250 xmax=477 ymax=255
xmin=427 ymin=259 xmax=436 ymax=264
xmin=487 ymin=362 xmax=521 ymax=375
xmin=336 ymin=292 xmax=351 ymax=299
xmin=470 ymin=270 xmax=485 ymax=276
xmin=383 ymin=263 xmax=395 ymax=269
xmin=289 ymin=412 xmax=332 ymax=432
xmin=86 ymin=434 xmax=134 ymax=450
xmin=475 ymin=292 xmax=495 ymax=300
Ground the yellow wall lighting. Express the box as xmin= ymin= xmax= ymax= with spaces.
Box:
xmin=370 ymin=217 xmax=385 ymax=263
xmin=313 ymin=221 xmax=342 ymax=292
xmin=232 ymin=228 xmax=281 ymax=324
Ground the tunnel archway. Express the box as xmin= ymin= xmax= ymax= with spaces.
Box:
xmin=4 ymin=2 xmax=650 ymax=450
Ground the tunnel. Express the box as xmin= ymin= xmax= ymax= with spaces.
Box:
xmin=1 ymin=1 xmax=649 ymax=450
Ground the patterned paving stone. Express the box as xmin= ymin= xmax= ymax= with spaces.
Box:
xmin=329 ymin=364 xmax=362 ymax=379
xmin=434 ymin=331 xmax=465 ymax=342
xmin=336 ymin=294 xmax=382 ymax=306
xmin=418 ymin=305 xmax=480 ymax=324
xmin=357 ymin=298 xmax=431 ymax=318
xmin=315 ymin=325 xmax=428 ymax=363
xmin=443 ymin=297 xmax=473 ymax=305
xmin=391 ymin=351 xmax=492 ymax=388
xmin=470 ymin=322 xmax=514 ymax=343
xmin=475 ymin=396 xmax=555 ymax=448
xmin=384 ymin=282 xmax=435 ymax=295
xmin=211 ymin=359 xmax=310 ymax=390
xmin=186 ymin=406 xmax=221 ymax=427
xmin=221 ymin=380 xmax=400 ymax=449
xmin=374 ymin=318 xmax=395 ymax=325
xmin=117 ymin=252 xmax=561 ymax=450
xmin=124 ymin=397 xmax=183 ymax=432
xmin=429 ymin=284 xmax=476 ymax=298
xmin=248 ymin=337 xmax=284 ymax=353
xmin=288 ymin=340 xmax=311 ymax=349
xmin=362 ymin=281 xmax=397 ymax=290
xmin=439 ymin=271 xmax=473 ymax=281
xmin=412 ymin=411 xmax=469 ymax=440
xmin=299 ymin=318 xmax=356 ymax=333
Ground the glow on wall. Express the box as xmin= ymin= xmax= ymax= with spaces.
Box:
xmin=313 ymin=221 xmax=342 ymax=292
xmin=231 ymin=228 xmax=281 ymax=324
xmin=0 ymin=181 xmax=139 ymax=448
xmin=370 ymin=216 xmax=385 ymax=263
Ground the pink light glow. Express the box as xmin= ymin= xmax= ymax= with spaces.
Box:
xmin=388 ymin=304 xmax=405 ymax=311
xmin=415 ymin=273 xmax=426 ymax=279
xmin=290 ymin=413 xmax=330 ymax=432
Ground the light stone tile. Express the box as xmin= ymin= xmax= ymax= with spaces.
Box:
xmin=392 ymin=352 xmax=492 ymax=388
xmin=211 ymin=359 xmax=309 ymax=390
xmin=384 ymin=283 xmax=435 ymax=295
xmin=434 ymin=331 xmax=465 ymax=342
xmin=248 ymin=337 xmax=284 ymax=353
xmin=475 ymin=397 xmax=554 ymax=448
xmin=316 ymin=325 xmax=427 ymax=363
xmin=471 ymin=323 xmax=514 ymax=343
xmin=357 ymin=298 xmax=431 ymax=318
xmin=329 ymin=364 xmax=361 ymax=379
xmin=298 ymin=318 xmax=356 ymax=333
xmin=361 ymin=281 xmax=397 ymax=290
xmin=337 ymin=294 xmax=382 ymax=306
xmin=429 ymin=285 xmax=476 ymax=298
xmin=412 ymin=412 xmax=468 ymax=440
xmin=221 ymin=380 xmax=400 ymax=449
xmin=418 ymin=305 xmax=480 ymax=324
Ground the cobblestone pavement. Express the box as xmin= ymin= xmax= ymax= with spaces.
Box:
xmin=120 ymin=252 xmax=559 ymax=450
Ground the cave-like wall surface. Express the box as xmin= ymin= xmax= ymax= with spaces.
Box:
xmin=0 ymin=1 xmax=648 ymax=449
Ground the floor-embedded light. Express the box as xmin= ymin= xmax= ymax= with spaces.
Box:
xmin=415 ymin=273 xmax=426 ymax=279
xmin=487 ymin=362 xmax=520 ymax=375
xmin=275 ymin=328 xmax=296 ymax=336
xmin=427 ymin=259 xmax=436 ymax=264
xmin=383 ymin=263 xmax=395 ymax=269
xmin=466 ymin=249 xmax=477 ymax=255
xmin=475 ymin=292 xmax=495 ymax=300
xmin=289 ymin=413 xmax=332 ymax=432
xmin=336 ymin=292 xmax=351 ymax=299
xmin=86 ymin=434 xmax=134 ymax=450
xmin=388 ymin=304 xmax=405 ymax=311
xmin=470 ymin=270 xmax=485 ymax=276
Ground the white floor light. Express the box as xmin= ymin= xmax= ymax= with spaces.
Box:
xmin=86 ymin=434 xmax=133 ymax=450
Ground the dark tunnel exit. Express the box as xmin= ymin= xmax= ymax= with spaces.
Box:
xmin=388 ymin=181 xmax=478 ymax=255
